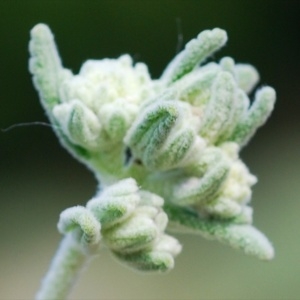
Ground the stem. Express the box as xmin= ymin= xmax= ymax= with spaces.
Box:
xmin=36 ymin=234 xmax=92 ymax=300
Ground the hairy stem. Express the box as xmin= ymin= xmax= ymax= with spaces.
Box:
xmin=36 ymin=235 xmax=92 ymax=300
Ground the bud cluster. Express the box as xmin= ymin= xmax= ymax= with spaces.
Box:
xmin=29 ymin=23 xmax=275 ymax=275
xmin=58 ymin=179 xmax=181 ymax=271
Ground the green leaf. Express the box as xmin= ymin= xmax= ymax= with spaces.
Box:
xmin=29 ymin=23 xmax=71 ymax=111
xmin=230 ymin=86 xmax=276 ymax=147
xmin=162 ymin=28 xmax=227 ymax=83
xmin=165 ymin=204 xmax=274 ymax=260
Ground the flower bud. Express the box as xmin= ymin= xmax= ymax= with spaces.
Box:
xmin=58 ymin=206 xmax=101 ymax=246
xmin=87 ymin=178 xmax=140 ymax=228
xmin=125 ymin=100 xmax=203 ymax=171
xmin=53 ymin=100 xmax=101 ymax=151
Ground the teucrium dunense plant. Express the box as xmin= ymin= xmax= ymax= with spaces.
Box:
xmin=29 ymin=24 xmax=276 ymax=299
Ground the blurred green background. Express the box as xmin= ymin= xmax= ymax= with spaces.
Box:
xmin=1 ymin=1 xmax=300 ymax=299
